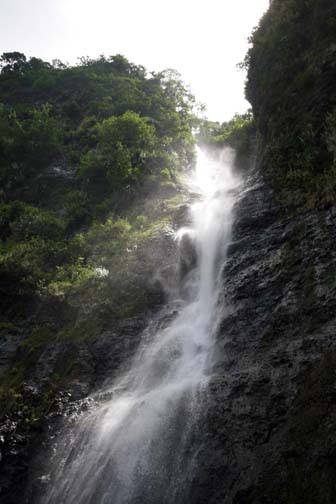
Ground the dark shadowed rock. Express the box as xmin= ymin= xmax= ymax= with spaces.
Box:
xmin=179 ymin=231 xmax=197 ymax=281
xmin=189 ymin=168 xmax=336 ymax=503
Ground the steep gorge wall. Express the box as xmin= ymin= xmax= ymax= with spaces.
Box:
xmin=246 ymin=0 xmax=336 ymax=207
xmin=191 ymin=1 xmax=336 ymax=502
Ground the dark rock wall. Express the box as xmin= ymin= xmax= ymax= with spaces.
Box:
xmin=190 ymin=167 xmax=336 ymax=503
xmin=188 ymin=1 xmax=336 ymax=500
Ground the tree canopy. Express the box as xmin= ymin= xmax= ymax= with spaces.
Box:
xmin=0 ymin=52 xmax=196 ymax=316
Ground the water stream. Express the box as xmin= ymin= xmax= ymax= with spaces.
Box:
xmin=44 ymin=147 xmax=239 ymax=504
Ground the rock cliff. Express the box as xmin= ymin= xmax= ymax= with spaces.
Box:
xmin=190 ymin=0 xmax=336 ymax=501
xmin=191 ymin=169 xmax=336 ymax=502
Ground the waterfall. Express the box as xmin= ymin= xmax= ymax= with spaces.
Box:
xmin=44 ymin=147 xmax=239 ymax=504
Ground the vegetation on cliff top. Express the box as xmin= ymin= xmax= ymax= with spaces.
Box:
xmin=244 ymin=0 xmax=336 ymax=208
xmin=196 ymin=112 xmax=256 ymax=171
xmin=197 ymin=112 xmax=254 ymax=152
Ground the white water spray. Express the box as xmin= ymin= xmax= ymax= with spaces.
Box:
xmin=44 ymin=147 xmax=239 ymax=504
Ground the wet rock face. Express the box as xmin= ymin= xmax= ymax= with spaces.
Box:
xmin=3 ymin=165 xmax=336 ymax=503
xmin=0 ymin=313 xmax=150 ymax=504
xmin=179 ymin=231 xmax=197 ymax=281
xmin=0 ymin=207 xmax=188 ymax=504
xmin=192 ymin=169 xmax=336 ymax=503
xmin=88 ymin=315 xmax=150 ymax=388
xmin=0 ymin=332 xmax=25 ymax=379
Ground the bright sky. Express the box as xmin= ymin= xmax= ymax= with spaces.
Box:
xmin=0 ymin=0 xmax=269 ymax=121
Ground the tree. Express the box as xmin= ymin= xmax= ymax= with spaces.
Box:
xmin=0 ymin=52 xmax=27 ymax=73
xmin=79 ymin=111 xmax=157 ymax=191
xmin=0 ymin=104 xmax=61 ymax=197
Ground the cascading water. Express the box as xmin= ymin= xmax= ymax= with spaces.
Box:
xmin=44 ymin=147 xmax=239 ymax=504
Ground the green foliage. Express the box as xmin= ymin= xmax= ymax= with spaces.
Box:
xmin=0 ymin=52 xmax=27 ymax=74
xmin=197 ymin=112 xmax=255 ymax=156
xmin=79 ymin=111 xmax=157 ymax=191
xmin=62 ymin=190 xmax=90 ymax=229
xmin=47 ymin=259 xmax=96 ymax=298
xmin=245 ymin=0 xmax=336 ymax=207
xmin=80 ymin=216 xmax=131 ymax=263
xmin=134 ymin=215 xmax=148 ymax=229
xmin=0 ymin=51 xmax=196 ymax=204
xmin=0 ymin=103 xmax=62 ymax=197
xmin=0 ymin=51 xmax=196 ymax=410
xmin=0 ymin=201 xmax=65 ymax=241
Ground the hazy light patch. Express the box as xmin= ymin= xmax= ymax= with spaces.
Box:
xmin=94 ymin=267 xmax=109 ymax=278
xmin=0 ymin=0 xmax=269 ymax=121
